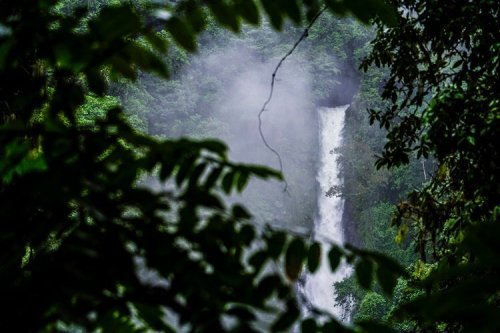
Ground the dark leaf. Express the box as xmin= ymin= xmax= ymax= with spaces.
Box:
xmin=328 ymin=246 xmax=342 ymax=272
xmin=301 ymin=318 xmax=318 ymax=333
xmin=239 ymin=224 xmax=255 ymax=245
xmin=260 ymin=1 xmax=284 ymax=30
xmin=85 ymin=69 xmax=107 ymax=96
xmin=271 ymin=301 xmax=300 ymax=332
xmin=267 ymin=231 xmax=286 ymax=259
xmin=233 ymin=204 xmax=252 ymax=219
xmin=236 ymin=0 xmax=260 ymax=25
xmin=355 ymin=259 xmax=373 ymax=290
xmin=307 ymin=242 xmax=321 ymax=273
xmin=236 ymin=171 xmax=249 ymax=192
xmin=92 ymin=5 xmax=141 ymax=40
xmin=376 ymin=266 xmax=397 ymax=296
xmin=135 ymin=304 xmax=175 ymax=332
xmin=166 ymin=17 xmax=197 ymax=51
xmin=257 ymin=274 xmax=281 ymax=300
xmin=207 ymin=2 xmax=240 ymax=32
xmin=222 ymin=170 xmax=236 ymax=194
xmin=285 ymin=238 xmax=306 ymax=281
xmin=204 ymin=166 xmax=223 ymax=189
xmin=249 ymin=250 xmax=268 ymax=273
xmin=226 ymin=306 xmax=256 ymax=321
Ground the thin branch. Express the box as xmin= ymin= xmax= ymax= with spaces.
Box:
xmin=258 ymin=7 xmax=327 ymax=193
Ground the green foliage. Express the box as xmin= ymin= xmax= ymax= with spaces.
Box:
xmin=354 ymin=292 xmax=388 ymax=322
xmin=335 ymin=77 xmax=423 ymax=322
xmin=360 ymin=202 xmax=414 ymax=267
xmin=359 ymin=0 xmax=500 ymax=331
xmin=0 ymin=0 xmax=406 ymax=332
xmin=76 ymin=94 xmax=120 ymax=126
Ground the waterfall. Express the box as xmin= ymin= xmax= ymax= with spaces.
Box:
xmin=302 ymin=105 xmax=351 ymax=320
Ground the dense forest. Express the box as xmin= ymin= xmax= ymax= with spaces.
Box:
xmin=0 ymin=0 xmax=498 ymax=332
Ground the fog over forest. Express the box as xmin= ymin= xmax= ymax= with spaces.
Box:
xmin=134 ymin=25 xmax=329 ymax=230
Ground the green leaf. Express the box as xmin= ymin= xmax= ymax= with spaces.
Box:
xmin=271 ymin=301 xmax=300 ymax=332
xmin=257 ymin=274 xmax=281 ymax=299
xmin=108 ymin=56 xmax=137 ymax=80
xmin=320 ymin=319 xmax=344 ymax=333
xmin=307 ymin=242 xmax=321 ymax=273
xmin=175 ymin=156 xmax=195 ymax=186
xmin=376 ymin=266 xmax=397 ymax=296
xmin=355 ymin=259 xmax=374 ymax=290
xmin=266 ymin=231 xmax=286 ymax=259
xmin=0 ymin=40 xmax=12 ymax=69
xmin=260 ymin=1 xmax=284 ymax=30
xmin=236 ymin=171 xmax=250 ymax=192
xmin=285 ymin=238 xmax=306 ymax=281
xmin=244 ymin=165 xmax=282 ymax=180
xmin=98 ymin=311 xmax=137 ymax=333
xmin=323 ymin=0 xmax=349 ymax=16
xmin=207 ymin=1 xmax=240 ymax=32
xmin=249 ymin=250 xmax=268 ymax=273
xmin=166 ymin=17 xmax=197 ymax=51
xmin=236 ymin=0 xmax=260 ymax=25
xmin=187 ymin=190 xmax=224 ymax=209
xmin=239 ymin=224 xmax=255 ymax=245
xmin=233 ymin=204 xmax=252 ymax=219
xmin=200 ymin=139 xmax=227 ymax=155
xmin=328 ymin=246 xmax=342 ymax=271
xmin=185 ymin=5 xmax=207 ymax=33
xmin=0 ymin=141 xmax=47 ymax=183
xmin=85 ymin=69 xmax=107 ymax=96
xmin=145 ymin=32 xmax=168 ymax=53
xmin=222 ymin=170 xmax=236 ymax=194
xmin=204 ymin=166 xmax=223 ymax=189
xmin=159 ymin=162 xmax=175 ymax=181
xmin=135 ymin=304 xmax=175 ymax=332
xmin=301 ymin=318 xmax=318 ymax=333
xmin=92 ymin=5 xmax=141 ymax=40
xmin=124 ymin=42 xmax=169 ymax=78
xmin=188 ymin=162 xmax=207 ymax=187
xmin=281 ymin=0 xmax=302 ymax=24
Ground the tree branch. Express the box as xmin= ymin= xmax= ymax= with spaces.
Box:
xmin=258 ymin=7 xmax=327 ymax=193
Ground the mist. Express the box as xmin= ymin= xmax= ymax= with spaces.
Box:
xmin=144 ymin=25 xmax=323 ymax=231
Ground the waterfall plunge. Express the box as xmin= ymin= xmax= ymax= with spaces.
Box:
xmin=303 ymin=105 xmax=351 ymax=320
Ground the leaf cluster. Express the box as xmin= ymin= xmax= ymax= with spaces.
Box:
xmin=0 ymin=0 xmax=404 ymax=332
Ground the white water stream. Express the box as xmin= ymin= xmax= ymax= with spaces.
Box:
xmin=302 ymin=105 xmax=351 ymax=320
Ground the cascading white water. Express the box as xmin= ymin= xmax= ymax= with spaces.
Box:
xmin=303 ymin=105 xmax=351 ymax=320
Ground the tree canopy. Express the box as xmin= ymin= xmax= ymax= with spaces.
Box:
xmin=360 ymin=0 xmax=500 ymax=331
